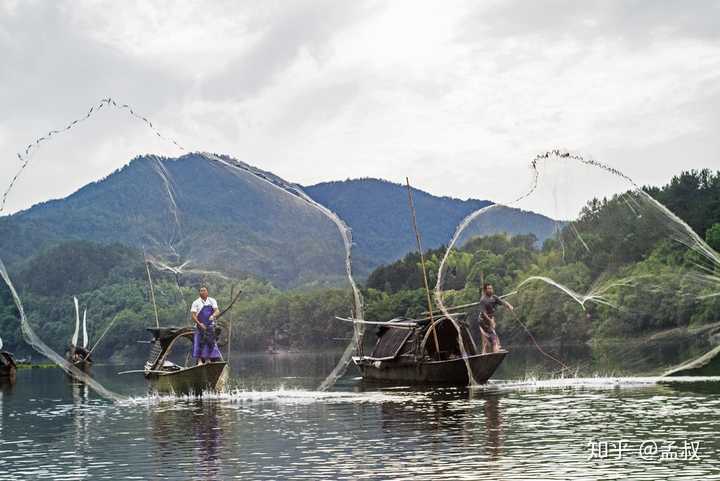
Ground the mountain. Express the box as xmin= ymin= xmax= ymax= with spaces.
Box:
xmin=304 ymin=178 xmax=558 ymax=267
xmin=0 ymin=153 xmax=347 ymax=288
xmin=0 ymin=154 xmax=558 ymax=286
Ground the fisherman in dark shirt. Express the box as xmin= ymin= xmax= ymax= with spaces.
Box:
xmin=478 ymin=283 xmax=514 ymax=354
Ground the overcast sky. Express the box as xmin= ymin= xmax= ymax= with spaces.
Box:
xmin=1 ymin=0 xmax=719 ymax=217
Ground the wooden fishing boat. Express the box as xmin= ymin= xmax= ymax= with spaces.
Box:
xmin=66 ymin=297 xmax=92 ymax=373
xmin=352 ymin=179 xmax=506 ymax=386
xmin=351 ymin=315 xmax=507 ymax=385
xmin=142 ymin=327 xmax=228 ymax=395
xmin=66 ymin=346 xmax=92 ymax=372
xmin=0 ymin=339 xmax=17 ymax=383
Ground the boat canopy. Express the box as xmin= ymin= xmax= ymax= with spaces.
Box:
xmin=365 ymin=316 xmax=477 ymax=362
xmin=145 ymin=326 xmax=222 ymax=372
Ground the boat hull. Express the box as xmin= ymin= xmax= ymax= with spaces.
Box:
xmin=73 ymin=360 xmax=92 ymax=372
xmin=147 ymin=361 xmax=228 ymax=395
xmin=64 ymin=358 xmax=92 ymax=381
xmin=0 ymin=352 xmax=17 ymax=383
xmin=354 ymin=351 xmax=507 ymax=385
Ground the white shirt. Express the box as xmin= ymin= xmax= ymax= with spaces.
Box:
xmin=191 ymin=296 xmax=218 ymax=314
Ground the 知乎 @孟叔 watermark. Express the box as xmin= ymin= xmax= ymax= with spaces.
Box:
xmin=587 ymin=440 xmax=701 ymax=461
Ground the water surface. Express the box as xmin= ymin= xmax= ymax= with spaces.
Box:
xmin=2 ymin=350 xmax=720 ymax=480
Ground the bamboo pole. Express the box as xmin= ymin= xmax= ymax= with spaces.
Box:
xmin=143 ymin=250 xmax=160 ymax=329
xmin=87 ymin=313 xmax=121 ymax=358
xmin=227 ymin=286 xmax=234 ymax=363
xmin=406 ymin=177 xmax=441 ymax=358
xmin=421 ymin=301 xmax=481 ymax=315
xmin=415 ymin=311 xmax=468 ymax=323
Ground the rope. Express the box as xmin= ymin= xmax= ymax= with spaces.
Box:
xmin=2 ymin=97 xmax=185 ymax=213
xmin=509 ymin=310 xmax=571 ymax=371
xmin=87 ymin=313 xmax=122 ymax=358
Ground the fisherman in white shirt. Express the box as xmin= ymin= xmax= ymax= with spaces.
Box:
xmin=190 ymin=286 xmax=221 ymax=365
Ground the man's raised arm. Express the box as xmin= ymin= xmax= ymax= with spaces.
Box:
xmin=501 ymin=298 xmax=514 ymax=312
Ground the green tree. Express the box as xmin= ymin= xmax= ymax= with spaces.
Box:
xmin=705 ymin=223 xmax=720 ymax=251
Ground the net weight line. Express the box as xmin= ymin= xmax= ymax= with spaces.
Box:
xmin=2 ymin=97 xmax=186 ymax=213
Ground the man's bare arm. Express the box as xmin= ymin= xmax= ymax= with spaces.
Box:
xmin=192 ymin=311 xmax=205 ymax=330
xmin=210 ymin=307 xmax=220 ymax=321
xmin=502 ymin=299 xmax=514 ymax=311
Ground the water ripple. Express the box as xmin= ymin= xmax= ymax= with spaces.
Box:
xmin=2 ymin=368 xmax=720 ymax=480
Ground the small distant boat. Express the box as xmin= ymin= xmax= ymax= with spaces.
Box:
xmin=67 ymin=346 xmax=92 ymax=372
xmin=350 ymin=315 xmax=507 ymax=385
xmin=66 ymin=297 xmax=92 ymax=372
xmin=0 ymin=336 xmax=17 ymax=383
xmin=139 ymin=327 xmax=228 ymax=395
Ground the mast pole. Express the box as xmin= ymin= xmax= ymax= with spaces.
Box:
xmin=227 ymin=286 xmax=234 ymax=363
xmin=144 ymin=249 xmax=160 ymax=329
xmin=406 ymin=177 xmax=441 ymax=358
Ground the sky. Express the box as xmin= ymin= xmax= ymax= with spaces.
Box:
xmin=1 ymin=0 xmax=719 ymax=218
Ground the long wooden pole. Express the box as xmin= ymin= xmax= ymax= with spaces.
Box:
xmin=144 ymin=250 xmax=160 ymax=329
xmin=406 ymin=177 xmax=441 ymax=358
xmin=87 ymin=313 xmax=121 ymax=358
xmin=227 ymin=286 xmax=234 ymax=363
xmin=216 ymin=287 xmax=242 ymax=320
xmin=421 ymin=301 xmax=481 ymax=315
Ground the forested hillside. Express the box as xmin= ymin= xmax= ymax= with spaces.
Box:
xmin=361 ymin=169 xmax=720 ymax=350
xmin=2 ymin=168 xmax=718 ymax=363
xmin=0 ymin=155 xmax=558 ymax=288
xmin=0 ymin=153 xmax=348 ymax=288
xmin=305 ymin=178 xmax=558 ymax=266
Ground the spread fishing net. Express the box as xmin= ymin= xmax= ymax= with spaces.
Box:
xmin=436 ymin=151 xmax=720 ymax=383
xmin=0 ymin=99 xmax=364 ymax=399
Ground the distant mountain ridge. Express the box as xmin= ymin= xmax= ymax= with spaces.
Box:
xmin=0 ymin=154 xmax=558 ymax=286
xmin=304 ymin=178 xmax=558 ymax=267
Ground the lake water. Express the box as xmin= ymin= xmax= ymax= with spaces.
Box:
xmin=2 ymin=350 xmax=720 ymax=480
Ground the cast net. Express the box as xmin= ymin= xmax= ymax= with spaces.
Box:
xmin=435 ymin=151 xmax=720 ymax=383
xmin=0 ymin=99 xmax=363 ymax=399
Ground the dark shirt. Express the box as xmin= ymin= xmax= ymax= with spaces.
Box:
xmin=480 ymin=294 xmax=503 ymax=316
xmin=478 ymin=294 xmax=503 ymax=330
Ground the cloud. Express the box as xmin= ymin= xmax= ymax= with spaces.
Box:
xmin=460 ymin=0 xmax=720 ymax=46
xmin=0 ymin=0 xmax=719 ymax=218
xmin=0 ymin=1 xmax=188 ymax=118
xmin=202 ymin=0 xmax=379 ymax=101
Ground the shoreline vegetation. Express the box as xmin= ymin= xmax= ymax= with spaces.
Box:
xmin=16 ymin=362 xmax=58 ymax=369
xmin=1 ymin=169 xmax=720 ymax=365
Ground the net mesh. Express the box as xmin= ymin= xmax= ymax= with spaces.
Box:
xmin=0 ymin=99 xmax=364 ymax=398
xmin=3 ymin=99 xmax=718 ymax=396
xmin=436 ymin=151 xmax=720 ymax=382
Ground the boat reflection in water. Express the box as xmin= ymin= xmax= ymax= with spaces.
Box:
xmin=376 ymin=387 xmax=505 ymax=467
xmin=151 ymin=401 xmax=225 ymax=480
xmin=192 ymin=402 xmax=223 ymax=479
xmin=478 ymin=393 xmax=504 ymax=460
